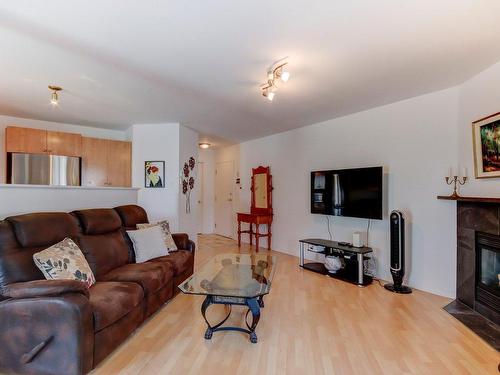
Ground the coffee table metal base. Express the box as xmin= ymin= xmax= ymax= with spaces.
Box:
xmin=201 ymin=295 xmax=263 ymax=343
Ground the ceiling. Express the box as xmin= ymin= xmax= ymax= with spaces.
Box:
xmin=1 ymin=1 xmax=500 ymax=144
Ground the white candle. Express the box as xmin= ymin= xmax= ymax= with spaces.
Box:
xmin=462 ymin=167 xmax=467 ymax=178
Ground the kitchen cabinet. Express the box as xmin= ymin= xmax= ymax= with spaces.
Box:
xmin=5 ymin=126 xmax=82 ymax=156
xmin=106 ymin=140 xmax=131 ymax=187
xmin=46 ymin=131 xmax=82 ymax=157
xmin=5 ymin=127 xmax=47 ymax=154
xmin=82 ymin=137 xmax=131 ymax=187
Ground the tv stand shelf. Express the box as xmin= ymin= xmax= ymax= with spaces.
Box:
xmin=299 ymin=238 xmax=373 ymax=286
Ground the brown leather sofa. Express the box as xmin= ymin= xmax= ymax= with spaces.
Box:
xmin=0 ymin=205 xmax=195 ymax=375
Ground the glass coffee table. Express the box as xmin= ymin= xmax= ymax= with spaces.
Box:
xmin=179 ymin=253 xmax=277 ymax=343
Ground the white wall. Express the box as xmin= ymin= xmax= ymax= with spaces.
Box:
xmin=0 ymin=185 xmax=137 ymax=218
xmin=198 ymin=148 xmax=215 ymax=234
xmin=458 ymin=60 xmax=500 ymax=196
xmin=218 ymin=88 xmax=459 ymax=297
xmin=131 ymin=123 xmax=200 ymax=242
xmin=178 ymin=126 xmax=199 ymax=244
xmin=0 ymin=114 xmax=127 ymax=184
xmin=131 ymin=123 xmax=180 ymax=228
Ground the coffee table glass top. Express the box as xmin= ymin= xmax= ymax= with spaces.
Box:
xmin=179 ymin=253 xmax=277 ymax=298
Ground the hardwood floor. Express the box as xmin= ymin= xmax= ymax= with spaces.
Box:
xmin=92 ymin=234 xmax=500 ymax=375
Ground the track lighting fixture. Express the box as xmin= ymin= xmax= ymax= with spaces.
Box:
xmin=48 ymin=85 xmax=62 ymax=105
xmin=260 ymin=61 xmax=290 ymax=101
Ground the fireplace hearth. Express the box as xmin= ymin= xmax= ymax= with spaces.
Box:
xmin=437 ymin=196 xmax=500 ymax=350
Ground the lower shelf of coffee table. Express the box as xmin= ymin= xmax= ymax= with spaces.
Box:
xmin=301 ymin=262 xmax=373 ymax=286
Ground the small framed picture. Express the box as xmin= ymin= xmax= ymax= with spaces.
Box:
xmin=145 ymin=161 xmax=165 ymax=188
xmin=473 ymin=112 xmax=500 ymax=178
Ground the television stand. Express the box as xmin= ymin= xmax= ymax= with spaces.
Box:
xmin=299 ymin=238 xmax=373 ymax=286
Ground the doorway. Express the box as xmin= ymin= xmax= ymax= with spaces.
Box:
xmin=215 ymin=160 xmax=234 ymax=238
xmin=197 ymin=161 xmax=205 ymax=234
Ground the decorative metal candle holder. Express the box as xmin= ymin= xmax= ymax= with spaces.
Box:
xmin=445 ymin=175 xmax=467 ymax=198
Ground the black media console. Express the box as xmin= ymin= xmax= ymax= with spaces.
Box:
xmin=299 ymin=238 xmax=373 ymax=286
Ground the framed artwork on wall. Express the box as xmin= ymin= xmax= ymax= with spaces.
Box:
xmin=145 ymin=161 xmax=165 ymax=188
xmin=473 ymin=112 xmax=500 ymax=179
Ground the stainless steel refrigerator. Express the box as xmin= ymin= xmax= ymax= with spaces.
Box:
xmin=9 ymin=153 xmax=81 ymax=186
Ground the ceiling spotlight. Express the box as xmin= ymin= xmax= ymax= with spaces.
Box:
xmin=280 ymin=69 xmax=290 ymax=82
xmin=199 ymin=142 xmax=211 ymax=149
xmin=48 ymin=85 xmax=62 ymax=105
xmin=260 ymin=61 xmax=289 ymax=101
xmin=262 ymin=87 xmax=275 ymax=101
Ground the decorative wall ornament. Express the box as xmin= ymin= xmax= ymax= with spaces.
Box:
xmin=145 ymin=161 xmax=165 ymax=188
xmin=473 ymin=112 xmax=500 ymax=178
xmin=182 ymin=156 xmax=196 ymax=213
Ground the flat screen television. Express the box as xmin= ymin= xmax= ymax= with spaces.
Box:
xmin=311 ymin=166 xmax=383 ymax=220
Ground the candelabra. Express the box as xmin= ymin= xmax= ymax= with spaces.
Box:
xmin=445 ymin=175 xmax=467 ymax=198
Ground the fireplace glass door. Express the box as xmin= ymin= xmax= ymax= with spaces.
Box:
xmin=478 ymin=246 xmax=500 ymax=296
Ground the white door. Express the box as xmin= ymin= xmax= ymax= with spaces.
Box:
xmin=215 ymin=161 xmax=234 ymax=238
xmin=197 ymin=162 xmax=205 ymax=234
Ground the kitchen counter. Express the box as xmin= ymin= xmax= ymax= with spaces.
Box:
xmin=0 ymin=184 xmax=140 ymax=190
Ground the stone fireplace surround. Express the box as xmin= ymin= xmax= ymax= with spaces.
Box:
xmin=439 ymin=196 xmax=500 ymax=350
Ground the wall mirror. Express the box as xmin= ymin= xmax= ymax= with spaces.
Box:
xmin=251 ymin=166 xmax=273 ymax=214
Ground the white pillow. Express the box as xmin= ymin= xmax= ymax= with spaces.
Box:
xmin=136 ymin=220 xmax=177 ymax=251
xmin=127 ymin=226 xmax=170 ymax=263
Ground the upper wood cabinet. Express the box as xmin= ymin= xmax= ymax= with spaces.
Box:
xmin=82 ymin=137 xmax=131 ymax=187
xmin=82 ymin=137 xmax=108 ymax=187
xmin=5 ymin=126 xmax=82 ymax=156
xmin=46 ymin=131 xmax=82 ymax=157
xmin=106 ymin=140 xmax=131 ymax=187
xmin=5 ymin=126 xmax=47 ymax=154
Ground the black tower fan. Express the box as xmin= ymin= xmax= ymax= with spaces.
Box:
xmin=384 ymin=210 xmax=412 ymax=294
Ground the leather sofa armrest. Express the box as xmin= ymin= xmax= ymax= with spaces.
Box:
xmin=0 ymin=293 xmax=94 ymax=375
xmin=172 ymin=233 xmax=196 ymax=253
xmin=2 ymin=280 xmax=90 ymax=300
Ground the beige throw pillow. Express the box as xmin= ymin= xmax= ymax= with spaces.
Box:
xmin=136 ymin=220 xmax=177 ymax=251
xmin=33 ymin=238 xmax=96 ymax=288
xmin=127 ymin=225 xmax=170 ymax=263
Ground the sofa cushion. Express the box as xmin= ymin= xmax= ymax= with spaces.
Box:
xmin=114 ymin=205 xmax=148 ymax=230
xmin=126 ymin=226 xmax=170 ymax=263
xmin=89 ymin=281 xmax=144 ymax=332
xmin=6 ymin=213 xmax=80 ymax=248
xmin=100 ymin=262 xmax=174 ymax=295
xmin=0 ymin=221 xmax=43 ymax=289
xmin=149 ymin=250 xmax=194 ymax=276
xmin=136 ymin=220 xmax=177 ymax=251
xmin=72 ymin=209 xmax=122 ymax=235
xmin=75 ymin=231 xmax=131 ymax=278
xmin=33 ymin=238 xmax=96 ymax=288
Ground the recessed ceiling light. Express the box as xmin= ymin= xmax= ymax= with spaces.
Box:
xmin=199 ymin=142 xmax=211 ymax=149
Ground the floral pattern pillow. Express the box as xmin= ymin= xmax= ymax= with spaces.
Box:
xmin=136 ymin=220 xmax=177 ymax=251
xmin=33 ymin=238 xmax=96 ymax=288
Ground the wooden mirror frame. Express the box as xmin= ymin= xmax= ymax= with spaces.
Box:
xmin=250 ymin=166 xmax=273 ymax=215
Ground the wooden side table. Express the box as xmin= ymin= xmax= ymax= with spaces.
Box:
xmin=237 ymin=212 xmax=272 ymax=252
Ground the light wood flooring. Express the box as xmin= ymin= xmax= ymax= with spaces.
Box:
xmin=92 ymin=234 xmax=500 ymax=375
